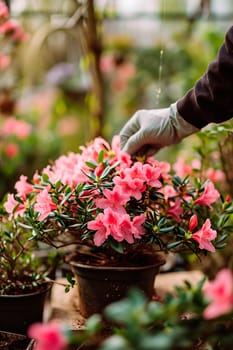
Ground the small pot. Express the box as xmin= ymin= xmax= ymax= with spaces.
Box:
xmin=0 ymin=283 xmax=51 ymax=335
xmin=70 ymin=254 xmax=165 ymax=318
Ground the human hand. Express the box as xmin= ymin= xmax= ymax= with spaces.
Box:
xmin=120 ymin=103 xmax=199 ymax=156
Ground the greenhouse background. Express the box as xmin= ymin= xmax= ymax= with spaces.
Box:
xmin=0 ymin=0 xmax=232 ymax=192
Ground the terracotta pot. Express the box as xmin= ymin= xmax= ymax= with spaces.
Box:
xmin=0 ymin=283 xmax=51 ymax=335
xmin=70 ymin=254 xmax=165 ymax=318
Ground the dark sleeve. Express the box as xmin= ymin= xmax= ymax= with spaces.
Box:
xmin=177 ymin=26 xmax=233 ymax=129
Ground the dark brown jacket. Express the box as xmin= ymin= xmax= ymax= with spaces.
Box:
xmin=177 ymin=26 xmax=233 ymax=129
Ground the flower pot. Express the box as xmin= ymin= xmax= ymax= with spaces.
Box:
xmin=0 ymin=283 xmax=51 ymax=335
xmin=70 ymin=254 xmax=165 ymax=318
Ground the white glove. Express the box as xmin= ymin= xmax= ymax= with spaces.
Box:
xmin=120 ymin=103 xmax=199 ymax=156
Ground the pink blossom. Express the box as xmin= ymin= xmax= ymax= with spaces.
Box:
xmin=167 ymin=198 xmax=183 ymax=222
xmin=113 ymin=174 xmax=145 ymax=200
xmin=189 ymin=214 xmax=198 ymax=232
xmin=100 ymin=54 xmax=115 ymax=74
xmin=1 ymin=117 xmax=31 ymax=139
xmin=15 ymin=175 xmax=34 ymax=198
xmin=203 ymin=269 xmax=233 ymax=319
xmin=113 ymin=63 xmax=135 ymax=91
xmin=0 ymin=19 xmax=28 ymax=42
xmin=87 ymin=211 xmax=110 ymax=246
xmin=173 ymin=158 xmax=193 ymax=178
xmin=88 ymin=208 xmax=145 ymax=246
xmin=34 ymin=189 xmax=57 ymax=221
xmin=0 ymin=1 xmax=9 ymax=19
xmin=4 ymin=143 xmax=18 ymax=157
xmin=4 ymin=193 xmax=25 ymax=217
xmin=94 ymin=163 xmax=104 ymax=178
xmin=194 ymin=181 xmax=220 ymax=208
xmin=95 ymin=187 xmax=129 ymax=213
xmin=28 ymin=322 xmax=68 ymax=350
xmin=159 ymin=185 xmax=177 ymax=202
xmin=0 ymin=53 xmax=10 ymax=70
xmin=147 ymin=158 xmax=171 ymax=180
xmin=192 ymin=219 xmax=217 ymax=252
xmin=205 ymin=168 xmax=225 ymax=183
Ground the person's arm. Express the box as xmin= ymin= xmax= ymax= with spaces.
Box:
xmin=178 ymin=26 xmax=233 ymax=128
xmin=120 ymin=26 xmax=233 ymax=156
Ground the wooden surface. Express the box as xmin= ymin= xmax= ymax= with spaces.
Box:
xmin=46 ymin=270 xmax=204 ymax=330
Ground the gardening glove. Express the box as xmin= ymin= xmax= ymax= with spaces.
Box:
xmin=120 ymin=102 xmax=199 ymax=156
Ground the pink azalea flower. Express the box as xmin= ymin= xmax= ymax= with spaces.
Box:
xmin=188 ymin=214 xmax=198 ymax=232
xmin=28 ymin=321 xmax=68 ymax=350
xmin=203 ymin=269 xmax=233 ymax=319
xmin=34 ymin=189 xmax=57 ymax=221
xmin=205 ymin=168 xmax=225 ymax=183
xmin=88 ymin=208 xmax=145 ymax=246
xmin=194 ymin=181 xmax=220 ymax=208
xmin=192 ymin=219 xmax=217 ymax=252
xmin=4 ymin=143 xmax=18 ymax=157
xmin=1 ymin=117 xmax=31 ymax=139
xmin=15 ymin=175 xmax=34 ymax=198
xmin=4 ymin=193 xmax=25 ymax=217
xmin=0 ymin=19 xmax=28 ymax=42
xmin=99 ymin=54 xmax=115 ymax=74
xmin=95 ymin=187 xmax=128 ymax=213
xmin=167 ymin=198 xmax=183 ymax=223
xmin=173 ymin=158 xmax=193 ymax=178
xmin=88 ymin=211 xmax=110 ymax=246
xmin=142 ymin=164 xmax=161 ymax=188
xmin=159 ymin=185 xmax=177 ymax=202
xmin=132 ymin=214 xmax=146 ymax=239
xmin=113 ymin=174 xmax=145 ymax=200
xmin=0 ymin=53 xmax=10 ymax=70
xmin=0 ymin=1 xmax=9 ymax=19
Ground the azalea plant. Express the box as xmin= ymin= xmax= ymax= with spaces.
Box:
xmin=28 ymin=268 xmax=233 ymax=350
xmin=4 ymin=135 xmax=233 ymax=266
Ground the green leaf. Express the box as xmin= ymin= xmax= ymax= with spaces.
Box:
xmin=85 ymin=314 xmax=102 ymax=335
xmin=166 ymin=241 xmax=183 ymax=249
xmin=85 ymin=160 xmax=97 ymax=169
xmin=109 ymin=241 xmax=125 ymax=254
xmin=98 ymin=150 xmax=105 ymax=163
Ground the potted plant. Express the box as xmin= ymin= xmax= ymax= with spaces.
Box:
xmin=0 ymin=204 xmax=62 ymax=336
xmin=4 ymin=136 xmax=233 ymax=317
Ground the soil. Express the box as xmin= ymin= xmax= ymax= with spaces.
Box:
xmin=0 ymin=331 xmax=34 ymax=350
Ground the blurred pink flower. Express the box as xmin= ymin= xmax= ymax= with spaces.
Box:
xmin=0 ymin=53 xmax=11 ymax=70
xmin=203 ymin=269 xmax=233 ymax=319
xmin=205 ymin=168 xmax=225 ymax=183
xmin=0 ymin=1 xmax=9 ymax=19
xmin=1 ymin=116 xmax=31 ymax=139
xmin=113 ymin=63 xmax=135 ymax=91
xmin=173 ymin=158 xmax=201 ymax=178
xmin=28 ymin=322 xmax=68 ymax=350
xmin=192 ymin=218 xmax=217 ymax=252
xmin=100 ymin=54 xmax=115 ymax=74
xmin=195 ymin=181 xmax=220 ymax=208
xmin=0 ymin=19 xmax=28 ymax=42
xmin=4 ymin=142 xmax=19 ymax=157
